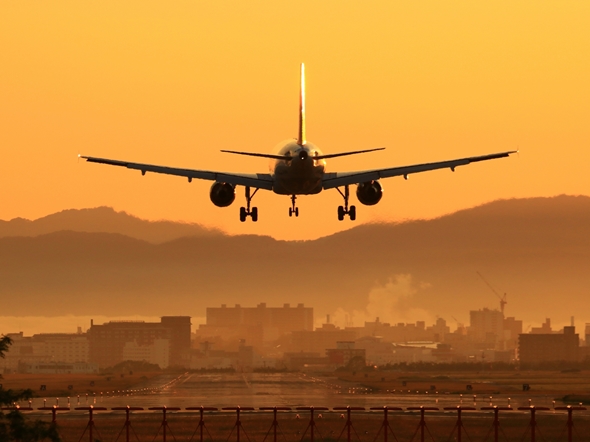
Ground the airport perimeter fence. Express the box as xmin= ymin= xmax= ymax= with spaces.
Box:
xmin=2 ymin=404 xmax=590 ymax=442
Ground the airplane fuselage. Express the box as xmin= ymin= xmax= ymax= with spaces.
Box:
xmin=271 ymin=140 xmax=326 ymax=195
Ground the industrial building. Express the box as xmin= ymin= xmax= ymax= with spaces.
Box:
xmin=197 ymin=303 xmax=314 ymax=350
xmin=519 ymin=326 xmax=579 ymax=366
xmin=88 ymin=316 xmax=191 ymax=369
xmin=326 ymin=341 xmax=366 ymax=367
xmin=205 ymin=303 xmax=313 ymax=333
xmin=291 ymin=323 xmax=357 ymax=354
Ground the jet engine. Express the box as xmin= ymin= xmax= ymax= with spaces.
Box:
xmin=356 ymin=180 xmax=383 ymax=206
xmin=209 ymin=182 xmax=235 ymax=207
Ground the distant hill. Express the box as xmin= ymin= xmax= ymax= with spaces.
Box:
xmin=0 ymin=207 xmax=220 ymax=243
xmin=1 ymin=195 xmax=589 ymax=327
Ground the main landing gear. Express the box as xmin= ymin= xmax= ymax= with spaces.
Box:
xmin=336 ymin=185 xmax=356 ymax=221
xmin=240 ymin=186 xmax=259 ymax=222
xmin=289 ymin=195 xmax=299 ymax=217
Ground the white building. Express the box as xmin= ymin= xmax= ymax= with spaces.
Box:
xmin=0 ymin=332 xmax=89 ymax=373
xmin=122 ymin=339 xmax=170 ymax=368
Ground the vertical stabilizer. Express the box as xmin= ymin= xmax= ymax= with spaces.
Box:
xmin=297 ymin=63 xmax=306 ymax=146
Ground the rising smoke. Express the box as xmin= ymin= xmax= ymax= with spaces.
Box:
xmin=327 ymin=274 xmax=433 ymax=328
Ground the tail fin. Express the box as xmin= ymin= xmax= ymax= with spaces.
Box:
xmin=297 ymin=63 xmax=306 ymax=146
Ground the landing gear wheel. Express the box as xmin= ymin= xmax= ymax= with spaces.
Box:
xmin=336 ymin=186 xmax=357 ymax=221
xmin=289 ymin=195 xmax=299 ymax=218
xmin=239 ymin=186 xmax=260 ymax=222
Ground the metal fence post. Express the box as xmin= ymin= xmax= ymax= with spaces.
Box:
xmin=112 ymin=406 xmax=143 ymax=442
xmin=222 ymin=406 xmax=255 ymax=442
xmin=149 ymin=406 xmax=181 ymax=442
xmin=74 ymin=405 xmax=107 ymax=442
xmin=444 ymin=406 xmax=476 ymax=442
xmin=296 ymin=406 xmax=329 ymax=442
xmin=481 ymin=406 xmax=512 ymax=442
xmin=334 ymin=406 xmax=365 ymax=442
xmin=407 ymin=406 xmax=438 ymax=442
xmin=37 ymin=405 xmax=69 ymax=426
xmin=555 ymin=405 xmax=587 ymax=442
xmin=518 ymin=406 xmax=550 ymax=442
xmin=370 ymin=406 xmax=402 ymax=442
xmin=260 ymin=406 xmax=291 ymax=442
xmin=186 ymin=406 xmax=218 ymax=442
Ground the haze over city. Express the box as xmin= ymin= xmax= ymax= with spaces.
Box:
xmin=1 ymin=195 xmax=589 ymax=338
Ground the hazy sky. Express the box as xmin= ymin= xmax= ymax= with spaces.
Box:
xmin=1 ymin=1 xmax=589 ymax=240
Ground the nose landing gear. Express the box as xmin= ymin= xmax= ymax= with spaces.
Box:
xmin=240 ymin=186 xmax=259 ymax=222
xmin=336 ymin=185 xmax=356 ymax=221
xmin=289 ymin=195 xmax=299 ymax=217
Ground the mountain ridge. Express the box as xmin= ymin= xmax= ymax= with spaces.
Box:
xmin=0 ymin=206 xmax=221 ymax=244
xmin=1 ymin=195 xmax=588 ymax=327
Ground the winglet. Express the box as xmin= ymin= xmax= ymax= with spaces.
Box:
xmin=297 ymin=63 xmax=306 ymax=146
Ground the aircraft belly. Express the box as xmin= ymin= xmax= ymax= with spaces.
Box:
xmin=273 ymin=164 xmax=323 ymax=195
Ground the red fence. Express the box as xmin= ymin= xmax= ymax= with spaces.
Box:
xmin=2 ymin=404 xmax=589 ymax=442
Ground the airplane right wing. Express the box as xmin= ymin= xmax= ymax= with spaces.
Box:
xmin=322 ymin=150 xmax=517 ymax=189
xmin=80 ymin=155 xmax=274 ymax=190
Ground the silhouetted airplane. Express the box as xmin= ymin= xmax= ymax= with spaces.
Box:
xmin=81 ymin=64 xmax=516 ymax=222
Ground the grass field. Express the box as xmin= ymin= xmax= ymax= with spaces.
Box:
xmin=336 ymin=369 xmax=590 ymax=398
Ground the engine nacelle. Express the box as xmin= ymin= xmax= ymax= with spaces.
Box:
xmin=210 ymin=182 xmax=236 ymax=207
xmin=356 ymin=180 xmax=383 ymax=206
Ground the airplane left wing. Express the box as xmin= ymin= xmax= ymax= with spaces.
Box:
xmin=80 ymin=156 xmax=274 ymax=190
xmin=322 ymin=150 xmax=517 ymax=189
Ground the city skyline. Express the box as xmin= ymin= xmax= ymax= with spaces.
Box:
xmin=0 ymin=303 xmax=584 ymax=338
xmin=3 ymin=303 xmax=588 ymax=374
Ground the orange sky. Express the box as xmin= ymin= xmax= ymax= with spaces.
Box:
xmin=1 ymin=1 xmax=589 ymax=240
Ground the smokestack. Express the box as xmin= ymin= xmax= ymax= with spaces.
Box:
xmin=571 ymin=316 xmax=575 ymax=327
xmin=326 ymin=314 xmax=330 ymax=324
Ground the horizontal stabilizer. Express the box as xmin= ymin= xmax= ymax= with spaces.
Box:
xmin=221 ymin=147 xmax=385 ymax=162
xmin=220 ymin=150 xmax=290 ymax=161
xmin=315 ymin=147 xmax=385 ymax=160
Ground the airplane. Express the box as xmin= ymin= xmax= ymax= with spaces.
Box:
xmin=80 ymin=64 xmax=516 ymax=222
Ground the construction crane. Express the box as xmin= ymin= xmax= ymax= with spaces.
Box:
xmin=451 ymin=315 xmax=465 ymax=330
xmin=476 ymin=271 xmax=507 ymax=315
